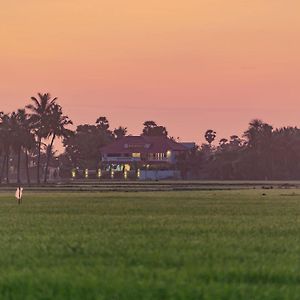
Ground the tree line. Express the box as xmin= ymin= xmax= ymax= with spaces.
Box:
xmin=0 ymin=93 xmax=74 ymax=184
xmin=180 ymin=120 xmax=300 ymax=180
xmin=1 ymin=93 xmax=300 ymax=183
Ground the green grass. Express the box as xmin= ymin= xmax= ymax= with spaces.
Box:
xmin=0 ymin=190 xmax=300 ymax=299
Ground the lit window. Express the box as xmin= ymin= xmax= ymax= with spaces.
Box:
xmin=132 ymin=153 xmax=141 ymax=158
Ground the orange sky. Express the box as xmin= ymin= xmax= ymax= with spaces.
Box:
xmin=1 ymin=0 xmax=300 ymax=148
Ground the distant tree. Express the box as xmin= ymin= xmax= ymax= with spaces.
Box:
xmin=26 ymin=93 xmax=57 ymax=184
xmin=63 ymin=118 xmax=114 ymax=171
xmin=176 ymin=145 xmax=203 ymax=179
xmin=96 ymin=117 xmax=110 ymax=131
xmin=219 ymin=138 xmax=228 ymax=149
xmin=243 ymin=119 xmax=273 ymax=179
xmin=205 ymin=130 xmax=216 ymax=147
xmin=142 ymin=121 xmax=168 ymax=136
xmin=114 ymin=126 xmax=127 ymax=139
xmin=0 ymin=116 xmax=4 ymax=183
xmin=10 ymin=109 xmax=30 ymax=184
xmin=44 ymin=104 xmax=73 ymax=183
xmin=229 ymin=135 xmax=243 ymax=149
xmin=23 ymin=125 xmax=36 ymax=185
xmin=0 ymin=113 xmax=13 ymax=183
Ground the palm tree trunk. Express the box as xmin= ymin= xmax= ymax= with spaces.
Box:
xmin=37 ymin=137 xmax=42 ymax=184
xmin=25 ymin=150 xmax=31 ymax=185
xmin=17 ymin=146 xmax=21 ymax=184
xmin=44 ymin=134 xmax=56 ymax=183
xmin=0 ymin=155 xmax=6 ymax=184
xmin=6 ymin=151 xmax=9 ymax=184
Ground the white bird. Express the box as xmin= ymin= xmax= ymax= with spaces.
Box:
xmin=15 ymin=187 xmax=23 ymax=204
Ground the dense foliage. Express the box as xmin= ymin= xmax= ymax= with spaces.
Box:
xmin=199 ymin=120 xmax=300 ymax=180
xmin=2 ymin=93 xmax=300 ymax=181
xmin=0 ymin=93 xmax=73 ymax=184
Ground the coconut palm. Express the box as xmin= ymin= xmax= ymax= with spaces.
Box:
xmin=26 ymin=93 xmax=57 ymax=184
xmin=0 ymin=112 xmax=7 ymax=183
xmin=44 ymin=104 xmax=73 ymax=183
xmin=0 ymin=113 xmax=13 ymax=184
xmin=205 ymin=129 xmax=217 ymax=147
xmin=23 ymin=129 xmax=36 ymax=185
xmin=10 ymin=109 xmax=36 ymax=184
xmin=9 ymin=111 xmax=23 ymax=184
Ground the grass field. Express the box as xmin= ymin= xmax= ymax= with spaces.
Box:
xmin=0 ymin=189 xmax=300 ymax=299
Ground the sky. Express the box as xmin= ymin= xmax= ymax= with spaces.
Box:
xmin=1 ymin=0 xmax=300 ymax=149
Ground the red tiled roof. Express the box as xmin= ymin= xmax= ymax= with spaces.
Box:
xmin=100 ymin=136 xmax=188 ymax=154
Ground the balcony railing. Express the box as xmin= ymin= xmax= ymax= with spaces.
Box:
xmin=102 ymin=157 xmax=141 ymax=162
xmin=102 ymin=156 xmax=173 ymax=163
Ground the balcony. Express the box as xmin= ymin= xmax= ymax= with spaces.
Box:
xmin=102 ymin=156 xmax=141 ymax=162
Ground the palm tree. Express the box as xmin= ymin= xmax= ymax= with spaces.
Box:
xmin=9 ymin=110 xmax=23 ymax=184
xmin=0 ymin=113 xmax=13 ymax=184
xmin=205 ymin=130 xmax=217 ymax=147
xmin=10 ymin=109 xmax=35 ymax=184
xmin=26 ymin=93 xmax=57 ymax=184
xmin=0 ymin=112 xmax=7 ymax=183
xmin=23 ymin=130 xmax=36 ymax=185
xmin=0 ymin=113 xmax=22 ymax=184
xmin=44 ymin=104 xmax=73 ymax=183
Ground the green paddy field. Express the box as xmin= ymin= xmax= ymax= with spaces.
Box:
xmin=0 ymin=189 xmax=300 ymax=299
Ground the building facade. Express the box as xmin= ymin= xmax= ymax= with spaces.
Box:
xmin=100 ymin=136 xmax=191 ymax=179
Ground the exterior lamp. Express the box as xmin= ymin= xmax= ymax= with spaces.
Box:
xmin=124 ymin=170 xmax=128 ymax=180
xmin=111 ymin=169 xmax=114 ymax=179
xmin=71 ymin=169 xmax=76 ymax=178
xmin=166 ymin=150 xmax=172 ymax=158
xmin=137 ymin=168 xmax=141 ymax=179
xmin=97 ymin=169 xmax=102 ymax=178
xmin=85 ymin=169 xmax=89 ymax=178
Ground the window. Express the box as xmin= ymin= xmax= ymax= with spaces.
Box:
xmin=132 ymin=153 xmax=141 ymax=158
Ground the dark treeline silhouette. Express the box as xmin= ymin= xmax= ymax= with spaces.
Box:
xmin=187 ymin=120 xmax=300 ymax=180
xmin=0 ymin=93 xmax=73 ymax=184
xmin=1 ymin=93 xmax=300 ymax=182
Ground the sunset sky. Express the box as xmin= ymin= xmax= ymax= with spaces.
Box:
xmin=1 ymin=0 xmax=300 ymax=148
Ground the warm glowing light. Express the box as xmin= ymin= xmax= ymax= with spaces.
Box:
xmin=71 ymin=169 xmax=76 ymax=178
xmin=110 ymin=169 xmax=114 ymax=179
xmin=123 ymin=164 xmax=130 ymax=171
xmin=97 ymin=169 xmax=102 ymax=178
xmin=124 ymin=170 xmax=128 ymax=179
xmin=132 ymin=153 xmax=141 ymax=158
xmin=137 ymin=169 xmax=140 ymax=179
xmin=166 ymin=150 xmax=172 ymax=158
xmin=85 ymin=169 xmax=89 ymax=178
